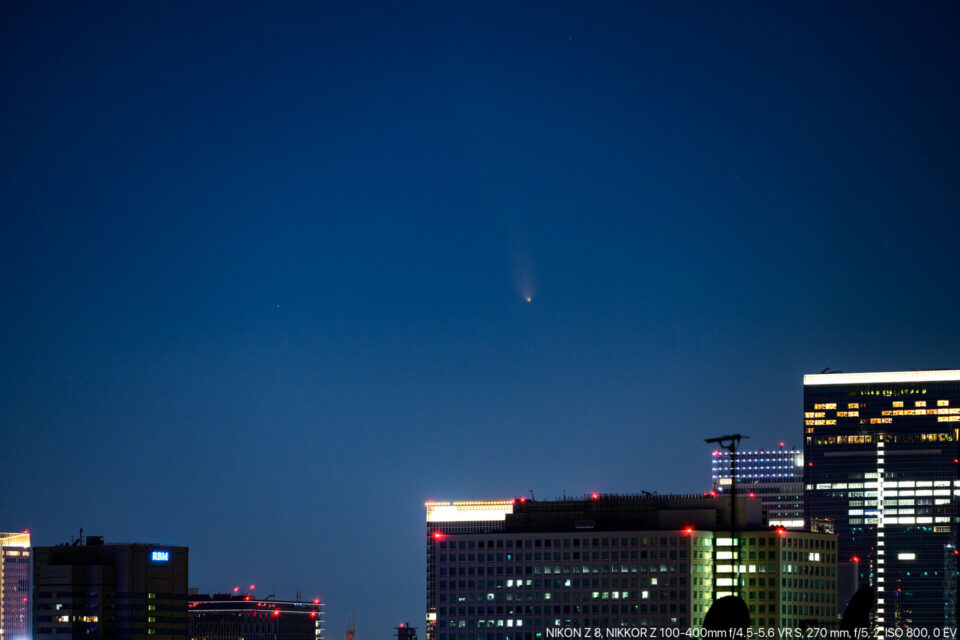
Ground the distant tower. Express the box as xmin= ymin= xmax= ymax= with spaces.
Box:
xmin=395 ymin=623 xmax=417 ymax=640
xmin=344 ymin=615 xmax=355 ymax=640
xmin=0 ymin=532 xmax=31 ymax=640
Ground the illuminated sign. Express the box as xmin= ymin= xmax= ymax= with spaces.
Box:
xmin=425 ymin=500 xmax=514 ymax=523
xmin=151 ymin=550 xmax=170 ymax=562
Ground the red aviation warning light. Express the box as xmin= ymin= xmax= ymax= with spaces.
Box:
xmin=433 ymin=531 xmax=445 ymax=541
xmin=779 ymin=442 xmax=785 ymax=448
xmin=591 ymin=492 xmax=599 ymax=500
xmin=851 ymin=555 xmax=860 ymax=563
xmin=748 ymin=492 xmax=756 ymax=498
xmin=249 ymin=584 xmax=255 ymax=591
xmin=233 ymin=587 xmax=240 ymax=593
xmin=775 ymin=527 xmax=787 ymax=537
xmin=682 ymin=526 xmax=695 ymax=536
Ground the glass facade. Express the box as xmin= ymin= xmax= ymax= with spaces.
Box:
xmin=803 ymin=370 xmax=960 ymax=630
xmin=711 ymin=448 xmax=805 ymax=528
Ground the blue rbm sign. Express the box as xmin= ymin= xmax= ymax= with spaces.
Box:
xmin=151 ymin=550 xmax=170 ymax=562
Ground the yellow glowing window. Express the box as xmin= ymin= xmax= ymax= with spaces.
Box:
xmin=848 ymin=403 xmax=860 ymax=409
xmin=939 ymin=400 xmax=950 ymax=407
xmin=893 ymin=401 xmax=904 ymax=408
xmin=938 ymin=416 xmax=960 ymax=423
xmin=814 ymin=403 xmax=837 ymax=410
xmin=837 ymin=411 xmax=859 ymax=417
xmin=916 ymin=401 xmax=927 ymax=408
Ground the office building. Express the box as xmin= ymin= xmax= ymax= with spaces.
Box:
xmin=425 ymin=494 xmax=837 ymax=639
xmin=33 ymin=536 xmax=188 ymax=639
xmin=0 ymin=532 xmax=30 ymax=640
xmin=711 ymin=444 xmax=805 ymax=528
xmin=188 ymin=593 xmax=323 ymax=640
xmin=803 ymin=369 xmax=960 ymax=630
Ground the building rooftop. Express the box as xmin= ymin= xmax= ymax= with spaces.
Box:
xmin=428 ymin=493 xmax=766 ymax=532
xmin=804 ymin=369 xmax=960 ymax=385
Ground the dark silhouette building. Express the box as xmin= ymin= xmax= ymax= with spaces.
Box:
xmin=33 ymin=536 xmax=188 ymax=639
xmin=188 ymin=593 xmax=323 ymax=640
xmin=395 ymin=622 xmax=417 ymax=640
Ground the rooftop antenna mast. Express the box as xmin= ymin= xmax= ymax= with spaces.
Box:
xmin=345 ymin=613 xmax=355 ymax=640
xmin=705 ymin=433 xmax=749 ymax=597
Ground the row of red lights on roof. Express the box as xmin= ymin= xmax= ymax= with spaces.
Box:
xmin=434 ymin=491 xmax=769 ymax=506
xmin=703 ymin=490 xmax=757 ymax=498
xmin=191 ymin=597 xmax=321 ymax=607
xmin=438 ymin=525 xmax=790 ymax=538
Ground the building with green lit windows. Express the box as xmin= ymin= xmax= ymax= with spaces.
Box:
xmin=425 ymin=494 xmax=836 ymax=639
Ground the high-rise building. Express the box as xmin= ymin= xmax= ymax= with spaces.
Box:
xmin=0 ymin=532 xmax=30 ymax=640
xmin=803 ymin=369 xmax=960 ymax=630
xmin=33 ymin=536 xmax=188 ymax=639
xmin=711 ymin=445 xmax=805 ymax=528
xmin=425 ymin=494 xmax=837 ymax=639
xmin=188 ymin=593 xmax=323 ymax=640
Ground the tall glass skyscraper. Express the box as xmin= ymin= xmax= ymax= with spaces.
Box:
xmin=803 ymin=370 xmax=960 ymax=631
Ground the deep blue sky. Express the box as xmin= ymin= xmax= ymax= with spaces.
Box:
xmin=2 ymin=0 xmax=960 ymax=634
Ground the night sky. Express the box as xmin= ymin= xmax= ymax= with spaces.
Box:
xmin=2 ymin=1 xmax=960 ymax=635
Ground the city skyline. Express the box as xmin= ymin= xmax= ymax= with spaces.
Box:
xmin=3 ymin=1 xmax=960 ymax=635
